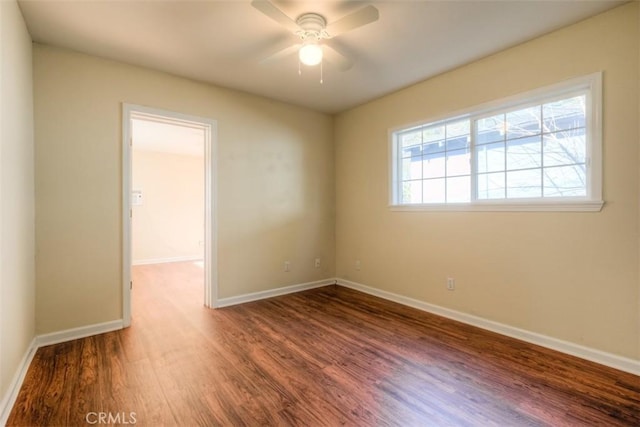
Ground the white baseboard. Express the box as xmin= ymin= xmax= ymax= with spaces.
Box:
xmin=132 ymin=256 xmax=202 ymax=266
xmin=337 ymin=278 xmax=640 ymax=376
xmin=0 ymin=337 xmax=37 ymax=426
xmin=36 ymin=319 xmax=124 ymax=347
xmin=217 ymin=278 xmax=336 ymax=308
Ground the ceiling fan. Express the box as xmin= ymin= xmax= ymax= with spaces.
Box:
xmin=251 ymin=0 xmax=379 ymax=71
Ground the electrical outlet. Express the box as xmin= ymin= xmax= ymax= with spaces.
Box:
xmin=447 ymin=277 xmax=455 ymax=291
xmin=355 ymin=260 xmax=361 ymax=271
xmin=284 ymin=261 xmax=291 ymax=272
xmin=315 ymin=258 xmax=321 ymax=268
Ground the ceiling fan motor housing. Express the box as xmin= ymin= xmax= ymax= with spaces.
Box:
xmin=296 ymin=13 xmax=329 ymax=41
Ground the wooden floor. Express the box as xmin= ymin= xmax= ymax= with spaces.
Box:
xmin=8 ymin=262 xmax=640 ymax=426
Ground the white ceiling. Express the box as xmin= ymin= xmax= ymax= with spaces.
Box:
xmin=18 ymin=0 xmax=625 ymax=114
xmin=132 ymin=118 xmax=204 ymax=156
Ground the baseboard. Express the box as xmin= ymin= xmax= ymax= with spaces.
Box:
xmin=0 ymin=337 xmax=37 ymax=426
xmin=217 ymin=278 xmax=336 ymax=308
xmin=337 ymin=278 xmax=640 ymax=376
xmin=132 ymin=256 xmax=202 ymax=266
xmin=36 ymin=319 xmax=124 ymax=347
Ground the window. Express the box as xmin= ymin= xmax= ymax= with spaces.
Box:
xmin=390 ymin=73 xmax=603 ymax=211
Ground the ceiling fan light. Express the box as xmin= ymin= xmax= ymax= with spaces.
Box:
xmin=299 ymin=43 xmax=323 ymax=66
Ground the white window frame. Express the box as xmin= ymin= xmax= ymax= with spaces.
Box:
xmin=389 ymin=72 xmax=604 ymax=212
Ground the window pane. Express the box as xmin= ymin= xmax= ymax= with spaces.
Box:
xmin=447 ymin=148 xmax=470 ymax=177
xmin=446 ymin=120 xmax=470 ymax=151
xmin=423 ymin=125 xmax=445 ymax=144
xmin=400 ymin=130 xmax=422 ymax=148
xmin=477 ymin=172 xmax=505 ymax=200
xmin=401 ymin=145 xmax=422 ymax=159
xmin=446 ymin=134 xmax=470 ymax=152
xmin=543 ymin=128 xmax=586 ymax=167
xmin=543 ymin=165 xmax=586 ymax=197
xmin=402 ymin=181 xmax=422 ymax=204
xmin=447 ymin=176 xmax=470 ymax=203
xmin=507 ymin=169 xmax=542 ymax=198
xmin=476 ymin=114 xmax=504 ymax=145
xmin=543 ymin=95 xmax=585 ymax=132
xmin=506 ymin=106 xmax=541 ymax=139
xmin=506 ymin=135 xmax=542 ymax=170
xmin=423 ymin=139 xmax=446 ymax=155
xmin=423 ymin=152 xmax=446 ymax=178
xmin=423 ymin=178 xmax=445 ymax=203
xmin=475 ymin=141 xmax=505 ymax=173
xmin=401 ymin=157 xmax=422 ymax=180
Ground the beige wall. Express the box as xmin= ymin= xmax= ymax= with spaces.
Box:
xmin=34 ymin=45 xmax=335 ymax=333
xmin=132 ymin=149 xmax=204 ymax=264
xmin=0 ymin=0 xmax=35 ymax=402
xmin=335 ymin=3 xmax=640 ymax=360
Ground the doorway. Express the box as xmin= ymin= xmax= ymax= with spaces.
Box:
xmin=122 ymin=104 xmax=217 ymax=327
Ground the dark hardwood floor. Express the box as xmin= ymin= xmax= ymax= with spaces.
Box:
xmin=8 ymin=261 xmax=640 ymax=426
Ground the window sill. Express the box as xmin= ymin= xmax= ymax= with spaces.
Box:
xmin=389 ymin=200 xmax=604 ymax=212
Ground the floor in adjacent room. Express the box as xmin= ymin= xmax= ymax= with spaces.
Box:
xmin=8 ymin=261 xmax=640 ymax=426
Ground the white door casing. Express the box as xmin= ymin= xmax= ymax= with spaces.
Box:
xmin=122 ymin=104 xmax=218 ymax=327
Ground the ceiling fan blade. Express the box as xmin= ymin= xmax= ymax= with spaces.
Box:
xmin=323 ymin=45 xmax=353 ymax=71
xmin=325 ymin=5 xmax=379 ymax=38
xmin=251 ymin=0 xmax=300 ymax=33
xmin=260 ymin=43 xmax=301 ymax=64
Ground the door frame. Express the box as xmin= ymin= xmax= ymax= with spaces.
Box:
xmin=122 ymin=104 xmax=218 ymax=327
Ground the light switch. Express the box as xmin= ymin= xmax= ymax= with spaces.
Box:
xmin=132 ymin=190 xmax=143 ymax=206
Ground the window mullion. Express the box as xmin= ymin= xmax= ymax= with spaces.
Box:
xmin=503 ymin=113 xmax=507 ymax=199
xmin=397 ymin=136 xmax=403 ymax=204
xmin=470 ymin=118 xmax=477 ymax=203
xmin=397 ymin=153 xmax=401 ymax=204
xmin=420 ymin=126 xmax=425 ymax=204
xmin=395 ymin=136 xmax=399 ymax=203
xmin=540 ymin=104 xmax=545 ymax=197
